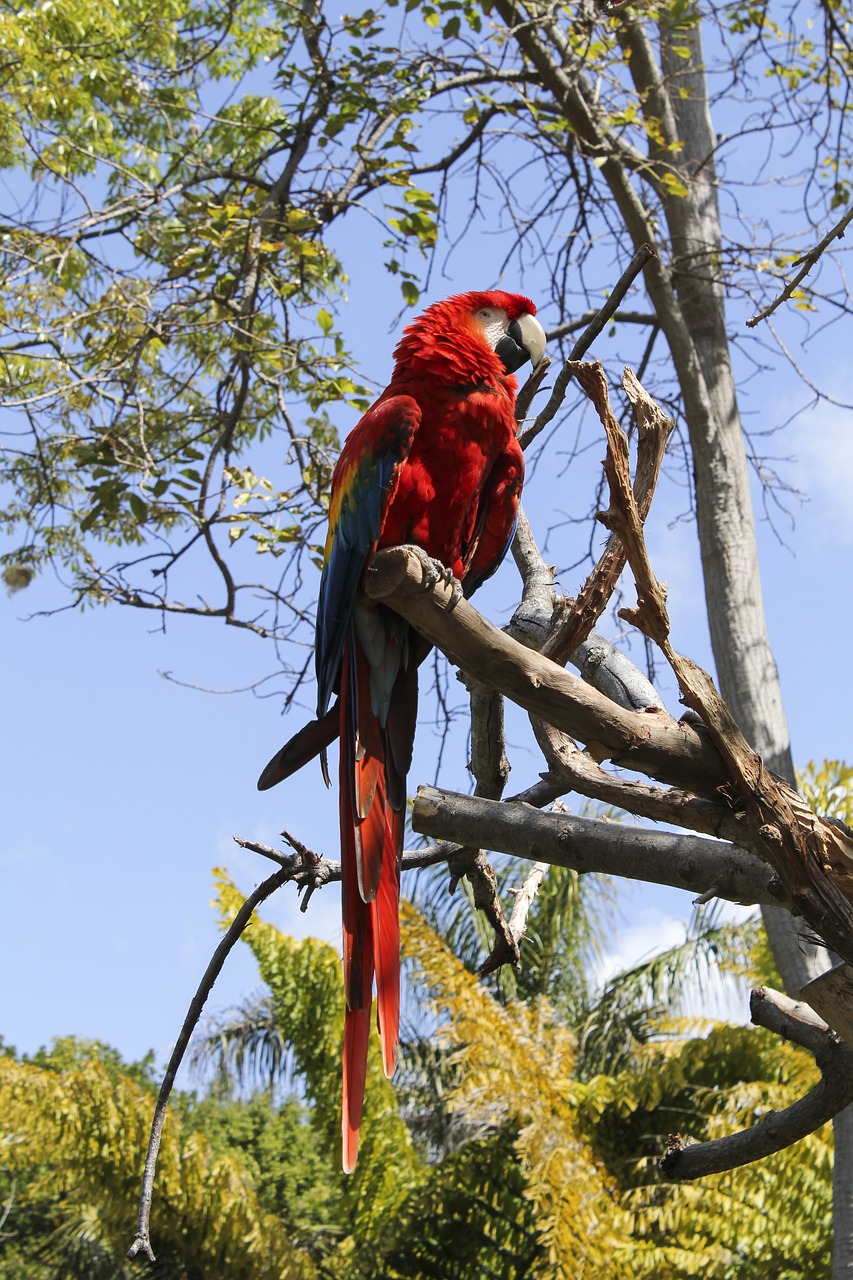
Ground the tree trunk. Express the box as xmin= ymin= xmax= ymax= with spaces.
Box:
xmin=657 ymin=19 xmax=848 ymax=1272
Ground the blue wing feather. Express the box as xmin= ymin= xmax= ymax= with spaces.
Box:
xmin=315 ymin=397 xmax=420 ymax=721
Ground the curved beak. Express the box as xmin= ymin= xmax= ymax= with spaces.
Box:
xmin=496 ymin=312 xmax=547 ymax=373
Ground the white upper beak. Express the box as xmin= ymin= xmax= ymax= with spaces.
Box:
xmin=515 ymin=312 xmax=547 ymax=369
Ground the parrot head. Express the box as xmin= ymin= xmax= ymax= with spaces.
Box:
xmin=468 ymin=292 xmax=547 ymax=373
xmin=392 ymin=290 xmax=546 ymax=385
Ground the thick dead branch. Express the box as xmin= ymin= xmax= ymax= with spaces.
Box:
xmin=442 ymin=671 xmax=517 ymax=970
xmin=540 ymin=363 xmax=675 ymax=666
xmin=800 ymin=964 xmax=853 ymax=1050
xmin=412 ymin=785 xmax=791 ymax=908
xmin=509 ymin=504 xmax=559 ymax=649
xmin=508 ymin=503 xmax=665 ymax=718
xmin=569 ymin=634 xmax=664 ymax=713
xmin=661 ymin=987 xmax=853 ymax=1180
xmin=465 ymin=678 xmax=511 ymax=802
xmin=530 ymin=719 xmax=744 ymax=846
xmin=507 ymin=862 xmax=550 ymax=941
xmin=365 ymin=545 xmax=727 ymax=795
xmin=590 ymin=368 xmax=853 ymax=971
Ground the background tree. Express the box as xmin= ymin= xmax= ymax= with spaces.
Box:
xmin=0 ymin=1037 xmax=319 ymax=1278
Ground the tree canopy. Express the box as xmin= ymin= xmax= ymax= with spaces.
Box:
xmin=2 ymin=0 xmax=850 ymax=652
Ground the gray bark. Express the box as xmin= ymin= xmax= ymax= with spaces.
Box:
xmin=654 ymin=19 xmax=831 ymax=988
xmin=412 ymin=785 xmax=793 ymax=908
xmin=655 ymin=18 xmax=847 ymax=1270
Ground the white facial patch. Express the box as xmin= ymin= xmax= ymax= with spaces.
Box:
xmin=474 ymin=306 xmax=510 ymax=350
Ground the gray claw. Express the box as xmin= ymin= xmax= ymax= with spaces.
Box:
xmin=406 ymin=545 xmax=463 ymax=609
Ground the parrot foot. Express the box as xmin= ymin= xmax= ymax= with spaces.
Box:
xmin=405 ymin=546 xmax=464 ymax=610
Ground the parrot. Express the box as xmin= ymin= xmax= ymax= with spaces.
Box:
xmin=258 ymin=290 xmax=546 ymax=1171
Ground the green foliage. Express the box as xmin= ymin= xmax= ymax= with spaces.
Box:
xmin=376 ymin=1129 xmax=543 ymax=1279
xmin=180 ymin=1092 xmax=345 ymax=1262
xmin=799 ymin=759 xmax=853 ymax=827
xmin=3 ymin=0 xmax=848 ymax=657
xmin=400 ymin=899 xmax=625 ymax=1276
xmin=213 ymin=871 xmax=424 ymax=1276
xmin=401 ymin=902 xmax=832 ymax=1278
xmin=0 ymin=874 xmax=836 ymax=1278
xmin=575 ymin=902 xmax=760 ymax=1081
xmin=22 ymin=1035 xmax=159 ymax=1092
xmin=207 ymin=874 xmax=551 ymax=1275
xmin=0 ymin=0 xmax=399 ymax=642
xmin=0 ymin=1042 xmax=316 ymax=1278
xmin=583 ymin=1025 xmax=832 ymax=1277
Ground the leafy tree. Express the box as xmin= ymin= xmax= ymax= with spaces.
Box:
xmin=0 ymin=1037 xmax=318 ymax=1278
xmin=202 ymin=871 xmax=834 ymax=1278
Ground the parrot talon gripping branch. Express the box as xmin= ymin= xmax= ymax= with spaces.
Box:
xmin=257 ymin=289 xmax=546 ymax=1171
xmin=403 ymin=543 xmax=465 ymax=608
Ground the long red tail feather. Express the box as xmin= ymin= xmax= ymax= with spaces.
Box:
xmin=340 ymin=637 xmax=407 ymax=1169
xmin=372 ymin=804 xmax=403 ymax=1079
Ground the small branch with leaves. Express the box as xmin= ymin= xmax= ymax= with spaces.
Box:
xmin=747 ymin=202 xmax=853 ymax=328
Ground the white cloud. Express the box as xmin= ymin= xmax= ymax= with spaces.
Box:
xmin=596 ymin=898 xmax=755 ymax=1026
xmin=598 ymin=904 xmax=687 ymax=985
xmin=784 ymin=405 xmax=853 ymax=547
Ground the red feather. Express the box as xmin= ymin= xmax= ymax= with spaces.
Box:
xmin=258 ymin=289 xmax=544 ymax=1171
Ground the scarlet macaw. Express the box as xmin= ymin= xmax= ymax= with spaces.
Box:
xmin=259 ymin=290 xmax=546 ymax=1170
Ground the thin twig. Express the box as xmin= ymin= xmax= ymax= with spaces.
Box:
xmin=508 ymin=861 xmax=550 ymax=944
xmin=520 ymin=243 xmax=657 ymax=449
xmin=747 ymin=203 xmax=853 ymax=328
xmin=127 ymin=867 xmax=291 ymax=1263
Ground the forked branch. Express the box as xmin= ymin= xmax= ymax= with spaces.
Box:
xmin=661 ymin=987 xmax=853 ymax=1180
xmin=589 ymin=368 xmax=853 ymax=968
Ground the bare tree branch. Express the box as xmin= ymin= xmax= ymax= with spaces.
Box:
xmin=589 ymin=364 xmax=853 ymax=970
xmin=530 ymin=718 xmax=748 ymax=846
xmin=519 ymin=244 xmax=657 ymax=450
xmin=127 ymin=866 xmax=292 ymax=1263
xmin=539 ymin=362 xmax=675 ymax=666
xmin=661 ymin=987 xmax=853 ymax=1180
xmin=364 ymin=544 xmax=728 ymax=795
xmin=747 ymin=202 xmax=853 ymax=328
xmin=411 ymin=785 xmax=791 ymax=909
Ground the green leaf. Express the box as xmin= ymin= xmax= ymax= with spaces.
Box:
xmin=128 ymin=493 xmax=148 ymax=522
xmin=661 ymin=171 xmax=689 ymax=197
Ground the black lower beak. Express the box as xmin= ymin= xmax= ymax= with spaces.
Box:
xmin=495 ymin=321 xmax=531 ymax=374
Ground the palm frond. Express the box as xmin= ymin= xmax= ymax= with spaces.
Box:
xmin=190 ymin=992 xmax=291 ymax=1096
xmin=576 ymin=906 xmax=760 ymax=1080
